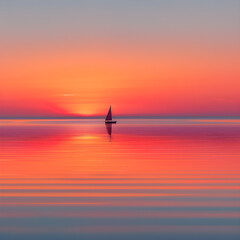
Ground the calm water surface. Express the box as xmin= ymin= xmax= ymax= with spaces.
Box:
xmin=1 ymin=119 xmax=240 ymax=240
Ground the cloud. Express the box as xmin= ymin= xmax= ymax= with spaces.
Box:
xmin=62 ymin=94 xmax=76 ymax=97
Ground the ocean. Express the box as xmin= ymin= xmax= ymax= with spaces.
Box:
xmin=0 ymin=119 xmax=240 ymax=240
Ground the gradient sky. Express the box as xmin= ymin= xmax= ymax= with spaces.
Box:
xmin=0 ymin=0 xmax=239 ymax=117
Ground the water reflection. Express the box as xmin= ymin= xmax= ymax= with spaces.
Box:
xmin=105 ymin=123 xmax=112 ymax=136
xmin=105 ymin=123 xmax=113 ymax=142
xmin=0 ymin=119 xmax=240 ymax=240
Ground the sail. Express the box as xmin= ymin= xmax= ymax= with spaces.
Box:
xmin=105 ymin=106 xmax=112 ymax=121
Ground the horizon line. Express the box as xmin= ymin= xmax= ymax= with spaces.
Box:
xmin=1 ymin=115 xmax=240 ymax=120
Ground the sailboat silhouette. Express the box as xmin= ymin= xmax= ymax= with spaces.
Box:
xmin=105 ymin=106 xmax=117 ymax=124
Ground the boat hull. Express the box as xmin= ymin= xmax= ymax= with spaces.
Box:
xmin=105 ymin=121 xmax=117 ymax=124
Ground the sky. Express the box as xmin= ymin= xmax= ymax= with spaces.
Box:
xmin=0 ymin=0 xmax=240 ymax=117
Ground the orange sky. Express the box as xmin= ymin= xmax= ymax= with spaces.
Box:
xmin=0 ymin=1 xmax=239 ymax=117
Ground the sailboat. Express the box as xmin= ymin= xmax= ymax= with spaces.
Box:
xmin=105 ymin=106 xmax=117 ymax=124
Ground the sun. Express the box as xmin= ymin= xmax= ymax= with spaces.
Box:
xmin=66 ymin=104 xmax=102 ymax=117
